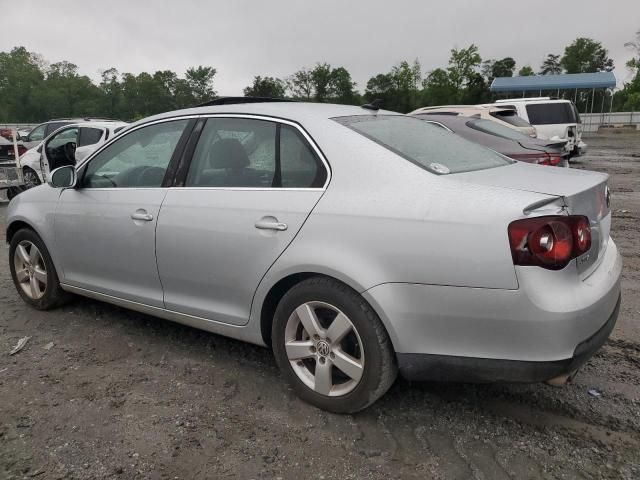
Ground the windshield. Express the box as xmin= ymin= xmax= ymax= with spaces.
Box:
xmin=466 ymin=118 xmax=531 ymax=141
xmin=333 ymin=115 xmax=512 ymax=174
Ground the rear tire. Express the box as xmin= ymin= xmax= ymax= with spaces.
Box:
xmin=9 ymin=228 xmax=71 ymax=310
xmin=272 ymin=276 xmax=397 ymax=413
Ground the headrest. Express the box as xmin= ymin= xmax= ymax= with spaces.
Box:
xmin=208 ymin=138 xmax=250 ymax=170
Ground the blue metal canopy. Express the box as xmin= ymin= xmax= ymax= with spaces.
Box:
xmin=490 ymin=71 xmax=616 ymax=92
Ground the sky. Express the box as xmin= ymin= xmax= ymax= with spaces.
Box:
xmin=3 ymin=0 xmax=639 ymax=94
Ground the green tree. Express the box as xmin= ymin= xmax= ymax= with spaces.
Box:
xmin=539 ymin=54 xmax=562 ymax=74
xmin=560 ymin=38 xmax=613 ymax=73
xmin=518 ymin=65 xmax=535 ymax=76
xmin=364 ymin=72 xmax=395 ymax=108
xmin=311 ymin=63 xmax=333 ymax=102
xmin=494 ymin=57 xmax=516 ymax=78
xmin=99 ymin=68 xmax=121 ymax=117
xmin=287 ymin=67 xmax=314 ymax=100
xmin=462 ymin=73 xmax=490 ymax=104
xmin=328 ymin=67 xmax=358 ymax=104
xmin=243 ymin=76 xmax=286 ymax=98
xmin=625 ymin=29 xmax=640 ymax=71
xmin=185 ymin=66 xmax=217 ymax=105
xmin=421 ymin=68 xmax=456 ymax=106
xmin=447 ymin=44 xmax=482 ymax=101
xmin=364 ymin=60 xmax=422 ymax=112
xmin=0 ymin=47 xmax=45 ymax=122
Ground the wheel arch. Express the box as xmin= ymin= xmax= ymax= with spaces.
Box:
xmin=257 ymin=270 xmax=395 ymax=351
xmin=6 ymin=219 xmax=36 ymax=245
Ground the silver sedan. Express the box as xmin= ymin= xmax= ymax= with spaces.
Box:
xmin=6 ymin=101 xmax=622 ymax=412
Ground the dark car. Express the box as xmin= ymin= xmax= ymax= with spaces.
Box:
xmin=0 ymin=136 xmax=26 ymax=161
xmin=411 ymin=113 xmax=568 ymax=167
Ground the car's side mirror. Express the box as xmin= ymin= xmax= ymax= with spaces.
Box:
xmin=48 ymin=165 xmax=77 ymax=189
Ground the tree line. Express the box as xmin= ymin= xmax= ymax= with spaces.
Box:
xmin=1 ymin=33 xmax=639 ymax=124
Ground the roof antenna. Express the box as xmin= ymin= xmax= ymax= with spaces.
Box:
xmin=361 ymin=99 xmax=382 ymax=111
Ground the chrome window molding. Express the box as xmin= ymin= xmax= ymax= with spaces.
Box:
xmin=76 ymin=113 xmax=331 ymax=192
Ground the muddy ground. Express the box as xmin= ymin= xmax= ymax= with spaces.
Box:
xmin=0 ymin=132 xmax=639 ymax=480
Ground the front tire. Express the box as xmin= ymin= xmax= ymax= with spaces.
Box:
xmin=272 ymin=277 xmax=397 ymax=413
xmin=9 ymin=228 xmax=71 ymax=310
xmin=23 ymin=167 xmax=42 ymax=189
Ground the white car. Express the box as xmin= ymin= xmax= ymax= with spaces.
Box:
xmin=483 ymin=98 xmax=585 ymax=157
xmin=409 ymin=105 xmax=537 ymax=137
xmin=19 ymin=121 xmax=128 ymax=187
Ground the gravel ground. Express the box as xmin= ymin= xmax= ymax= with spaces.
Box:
xmin=1 ymin=132 xmax=639 ymax=479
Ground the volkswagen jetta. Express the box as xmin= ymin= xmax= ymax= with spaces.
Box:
xmin=6 ymin=100 xmax=622 ymax=412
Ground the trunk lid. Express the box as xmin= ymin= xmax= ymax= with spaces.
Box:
xmin=453 ymin=162 xmax=611 ymax=276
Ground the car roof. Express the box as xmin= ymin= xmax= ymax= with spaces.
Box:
xmin=410 ymin=105 xmax=513 ymax=115
xmin=493 ymin=98 xmax=573 ymax=105
xmin=71 ymin=121 xmax=128 ymax=129
xmin=129 ymin=102 xmax=401 ymax=129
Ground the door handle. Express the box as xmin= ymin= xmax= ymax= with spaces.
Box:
xmin=131 ymin=211 xmax=153 ymax=222
xmin=255 ymin=219 xmax=288 ymax=231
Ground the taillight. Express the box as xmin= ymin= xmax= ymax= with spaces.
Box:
xmin=547 ymin=155 xmax=562 ymax=166
xmin=509 ymin=152 xmax=560 ymax=166
xmin=508 ymin=216 xmax=591 ymax=270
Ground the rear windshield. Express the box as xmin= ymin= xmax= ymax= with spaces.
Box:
xmin=466 ymin=118 xmax=530 ymax=141
xmin=525 ymin=103 xmax=577 ymax=125
xmin=490 ymin=110 xmax=532 ymax=127
xmin=333 ymin=115 xmax=512 ymax=174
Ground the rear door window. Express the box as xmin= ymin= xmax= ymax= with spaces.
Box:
xmin=525 ymin=103 xmax=576 ymax=125
xmin=186 ymin=118 xmax=327 ymax=188
xmin=466 ymin=119 xmax=530 ymax=140
xmin=78 ymin=127 xmax=104 ymax=147
xmin=490 ymin=110 xmax=532 ymax=127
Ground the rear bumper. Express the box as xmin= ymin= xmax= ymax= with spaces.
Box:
xmin=396 ymin=294 xmax=620 ymax=382
xmin=363 ymin=237 xmax=622 ymax=378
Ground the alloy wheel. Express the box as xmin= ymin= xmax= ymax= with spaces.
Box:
xmin=23 ymin=170 xmax=41 ymax=188
xmin=284 ymin=301 xmax=365 ymax=397
xmin=13 ymin=241 xmax=47 ymax=300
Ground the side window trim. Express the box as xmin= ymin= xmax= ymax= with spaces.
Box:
xmin=77 ymin=118 xmax=195 ymax=189
xmin=74 ymin=116 xmax=201 ymax=171
xmin=176 ymin=113 xmax=331 ymax=190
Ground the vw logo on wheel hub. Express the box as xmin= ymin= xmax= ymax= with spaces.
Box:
xmin=316 ymin=340 xmax=331 ymax=357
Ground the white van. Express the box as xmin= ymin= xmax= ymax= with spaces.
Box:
xmin=483 ymin=98 xmax=585 ymax=157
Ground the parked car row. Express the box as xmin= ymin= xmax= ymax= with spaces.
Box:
xmin=411 ymin=114 xmax=568 ymax=166
xmin=410 ymin=97 xmax=586 ymax=160
xmin=6 ymin=98 xmax=621 ymax=413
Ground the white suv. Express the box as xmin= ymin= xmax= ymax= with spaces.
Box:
xmin=483 ymin=98 xmax=585 ymax=157
xmin=19 ymin=121 xmax=128 ymax=188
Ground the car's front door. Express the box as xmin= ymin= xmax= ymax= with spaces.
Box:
xmin=40 ymin=126 xmax=79 ymax=178
xmin=156 ymin=116 xmax=329 ymax=325
xmin=54 ymin=118 xmax=192 ymax=307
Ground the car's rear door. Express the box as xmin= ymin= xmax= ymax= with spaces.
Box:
xmin=155 ymin=115 xmax=329 ymax=326
xmin=53 ymin=118 xmax=193 ymax=307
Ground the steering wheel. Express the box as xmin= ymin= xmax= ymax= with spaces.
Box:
xmin=64 ymin=142 xmax=77 ymax=164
